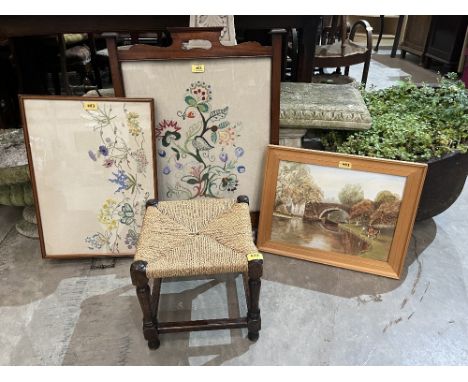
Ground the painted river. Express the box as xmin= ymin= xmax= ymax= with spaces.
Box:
xmin=271 ymin=215 xmax=370 ymax=256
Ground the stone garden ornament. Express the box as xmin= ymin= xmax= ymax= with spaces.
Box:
xmin=0 ymin=129 xmax=37 ymax=238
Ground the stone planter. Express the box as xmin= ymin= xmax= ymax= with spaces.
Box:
xmin=416 ymin=151 xmax=468 ymax=221
xmin=0 ymin=129 xmax=38 ymax=238
xmin=411 ymin=84 xmax=468 ymax=219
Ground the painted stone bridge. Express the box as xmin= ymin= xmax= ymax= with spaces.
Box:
xmin=303 ymin=202 xmax=350 ymax=221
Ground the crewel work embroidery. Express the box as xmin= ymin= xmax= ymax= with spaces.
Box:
xmin=158 ymin=81 xmax=245 ymax=199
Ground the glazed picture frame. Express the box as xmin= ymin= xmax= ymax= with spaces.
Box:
xmin=257 ymin=145 xmax=427 ymax=279
xmin=106 ymin=27 xmax=283 ymax=218
xmin=20 ymin=96 xmax=157 ymax=259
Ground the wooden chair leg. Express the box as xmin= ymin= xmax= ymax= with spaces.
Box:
xmin=374 ymin=15 xmax=384 ymax=52
xmin=130 ymin=260 xmax=160 ymax=350
xmin=247 ymin=258 xmax=263 ymax=341
xmin=391 ymin=15 xmax=405 ymax=58
xmin=88 ymin=33 xmax=103 ymax=89
xmin=361 ymin=54 xmax=371 ymax=87
xmin=51 ymin=72 xmax=61 ymax=95
xmin=151 ymin=278 xmax=162 ymax=320
xmin=57 ymin=34 xmax=71 ymax=95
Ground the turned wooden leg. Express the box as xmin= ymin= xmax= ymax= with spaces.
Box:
xmin=247 ymin=258 xmax=263 ymax=341
xmin=237 ymin=195 xmax=249 ymax=205
xmin=146 ymin=198 xmax=159 ymax=208
xmin=151 ymin=278 xmax=162 ymax=320
xmin=130 ymin=260 xmax=160 ymax=350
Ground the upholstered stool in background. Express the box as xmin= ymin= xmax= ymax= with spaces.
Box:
xmin=130 ymin=195 xmax=263 ymax=349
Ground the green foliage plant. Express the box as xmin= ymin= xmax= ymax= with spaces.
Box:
xmin=320 ymin=74 xmax=468 ymax=162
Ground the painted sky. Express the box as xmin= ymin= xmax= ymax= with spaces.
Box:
xmin=281 ymin=161 xmax=407 ymax=202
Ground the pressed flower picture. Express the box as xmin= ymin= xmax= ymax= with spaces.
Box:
xmin=21 ymin=97 xmax=156 ymax=258
xmin=84 ymin=106 xmax=152 ymax=254
xmin=121 ymin=58 xmax=272 ymax=209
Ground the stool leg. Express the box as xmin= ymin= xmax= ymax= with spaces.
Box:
xmin=130 ymin=260 xmax=160 ymax=350
xmin=247 ymin=259 xmax=263 ymax=341
xmin=151 ymin=278 xmax=162 ymax=320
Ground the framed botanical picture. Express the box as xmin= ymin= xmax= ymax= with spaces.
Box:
xmin=106 ymin=27 xmax=283 ymax=214
xmin=20 ymin=96 xmax=157 ymax=259
xmin=257 ymin=146 xmax=427 ymax=279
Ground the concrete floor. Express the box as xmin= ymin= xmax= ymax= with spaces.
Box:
xmin=348 ymin=49 xmax=441 ymax=89
xmin=1 ymin=49 xmax=467 ymax=366
xmin=1 ymin=182 xmax=467 ymax=365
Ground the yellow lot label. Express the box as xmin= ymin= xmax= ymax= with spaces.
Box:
xmin=247 ymin=252 xmax=264 ymax=261
xmin=192 ymin=64 xmax=205 ymax=73
xmin=83 ymin=102 xmax=98 ymax=110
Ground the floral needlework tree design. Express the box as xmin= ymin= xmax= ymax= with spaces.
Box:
xmin=84 ymin=104 xmax=150 ymax=254
xmin=158 ymin=81 xmax=246 ymax=199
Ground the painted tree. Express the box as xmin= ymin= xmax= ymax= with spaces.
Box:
xmin=338 ymin=183 xmax=364 ymax=207
xmin=374 ymin=190 xmax=400 ymax=208
xmin=349 ymin=199 xmax=376 ymax=224
xmin=370 ymin=200 xmax=401 ymax=227
xmin=275 ymin=162 xmax=323 ymax=215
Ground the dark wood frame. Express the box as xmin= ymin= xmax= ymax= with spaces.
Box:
xmin=106 ymin=27 xmax=283 ymax=144
xmin=130 ymin=195 xmax=263 ymax=349
xmin=257 ymin=146 xmax=427 ymax=279
xmin=106 ymin=27 xmax=284 ymax=226
xmin=19 ymin=95 xmax=158 ymax=259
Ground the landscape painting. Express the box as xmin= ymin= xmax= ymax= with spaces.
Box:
xmin=271 ymin=160 xmax=407 ymax=262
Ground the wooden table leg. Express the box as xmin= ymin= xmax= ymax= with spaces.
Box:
xmin=297 ymin=17 xmax=321 ymax=82
xmin=374 ymin=15 xmax=385 ymax=52
xmin=391 ymin=15 xmax=405 ymax=58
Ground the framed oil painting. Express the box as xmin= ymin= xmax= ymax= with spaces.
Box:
xmin=257 ymin=146 xmax=427 ymax=279
xmin=106 ymin=27 xmax=283 ymax=214
xmin=20 ymin=96 xmax=157 ymax=259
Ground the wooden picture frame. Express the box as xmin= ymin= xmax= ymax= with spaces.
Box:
xmin=20 ymin=95 xmax=157 ymax=259
xmin=257 ymin=146 xmax=427 ymax=279
xmin=106 ymin=27 xmax=284 ymax=220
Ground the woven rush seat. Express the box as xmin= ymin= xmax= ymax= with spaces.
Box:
xmin=135 ymin=198 xmax=256 ymax=278
xmin=315 ymin=40 xmax=367 ymax=58
xmin=130 ymin=195 xmax=263 ymax=349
